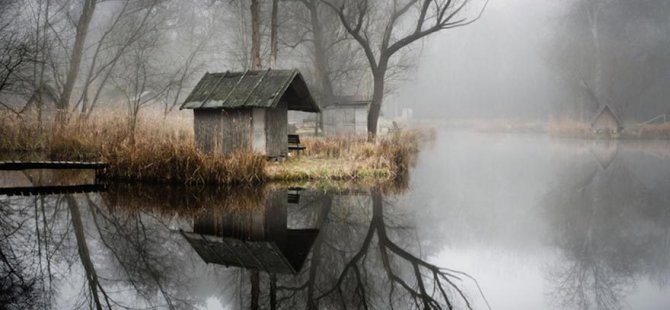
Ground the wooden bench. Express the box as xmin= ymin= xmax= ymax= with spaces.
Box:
xmin=288 ymin=134 xmax=306 ymax=154
xmin=287 ymin=187 xmax=304 ymax=204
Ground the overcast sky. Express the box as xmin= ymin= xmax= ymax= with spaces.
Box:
xmin=391 ymin=0 xmax=570 ymax=120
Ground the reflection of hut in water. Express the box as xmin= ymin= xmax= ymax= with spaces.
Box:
xmin=181 ymin=189 xmax=320 ymax=274
xmin=591 ymin=105 xmax=623 ymax=135
xmin=590 ymin=141 xmax=619 ymax=170
xmin=179 ymin=70 xmax=320 ymax=157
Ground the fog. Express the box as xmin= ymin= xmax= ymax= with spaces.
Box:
xmin=2 ymin=0 xmax=669 ymax=127
xmin=393 ymin=0 xmax=567 ymax=120
xmin=392 ymin=0 xmax=670 ymax=123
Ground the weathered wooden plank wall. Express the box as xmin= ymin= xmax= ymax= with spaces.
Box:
xmin=194 ymin=109 xmax=223 ymax=153
xmin=194 ymin=109 xmax=254 ymax=154
xmin=265 ymin=101 xmax=288 ymax=157
xmin=221 ymin=109 xmax=252 ymax=154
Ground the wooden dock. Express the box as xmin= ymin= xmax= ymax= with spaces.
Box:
xmin=0 ymin=161 xmax=108 ymax=170
xmin=0 ymin=161 xmax=109 ymax=196
xmin=0 ymin=184 xmax=107 ymax=197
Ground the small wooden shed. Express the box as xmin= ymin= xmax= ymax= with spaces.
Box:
xmin=180 ymin=69 xmax=320 ymax=157
xmin=322 ymin=96 xmax=370 ymax=136
xmin=591 ymin=105 xmax=623 ymax=135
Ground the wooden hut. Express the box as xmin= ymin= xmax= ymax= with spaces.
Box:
xmin=322 ymin=96 xmax=370 ymax=136
xmin=180 ymin=69 xmax=320 ymax=157
xmin=591 ymin=105 xmax=623 ymax=135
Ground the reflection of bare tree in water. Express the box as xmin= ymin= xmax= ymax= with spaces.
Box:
xmin=1 ymin=194 xmax=71 ymax=309
xmin=0 ymin=197 xmax=37 ymax=308
xmin=0 ymin=191 xmax=198 ymax=309
xmin=66 ymin=194 xmax=114 ymax=310
xmin=83 ymin=193 xmax=198 ymax=309
xmin=2 ymin=184 xmax=487 ymax=309
xmin=544 ymin=149 xmax=670 ymax=310
xmin=270 ymin=188 xmax=487 ymax=310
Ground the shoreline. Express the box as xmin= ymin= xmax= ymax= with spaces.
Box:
xmin=0 ymin=116 xmax=427 ymax=185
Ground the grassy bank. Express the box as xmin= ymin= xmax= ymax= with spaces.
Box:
xmin=266 ymin=130 xmax=426 ymax=182
xmin=548 ymin=118 xmax=670 ymax=139
xmin=0 ymin=113 xmax=428 ymax=185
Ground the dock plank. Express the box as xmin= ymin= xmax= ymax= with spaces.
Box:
xmin=0 ymin=184 xmax=108 ymax=197
xmin=0 ymin=161 xmax=108 ymax=170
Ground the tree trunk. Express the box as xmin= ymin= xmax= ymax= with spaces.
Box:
xmin=270 ymin=0 xmax=279 ymax=68
xmin=56 ymin=0 xmax=97 ymax=125
xmin=307 ymin=1 xmax=334 ymax=135
xmin=36 ymin=0 xmax=50 ymax=132
xmin=250 ymin=0 xmax=262 ymax=70
xmin=368 ymin=69 xmax=386 ymax=139
xmin=309 ymin=0 xmax=335 ymax=102
xmin=588 ymin=4 xmax=603 ymax=109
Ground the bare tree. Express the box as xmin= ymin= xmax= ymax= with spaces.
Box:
xmin=250 ymin=0 xmax=263 ymax=70
xmin=549 ymin=0 xmax=670 ymax=121
xmin=270 ymin=0 xmax=280 ymax=67
xmin=114 ymin=35 xmax=172 ymax=141
xmin=0 ymin=0 xmax=34 ymax=116
xmin=75 ymin=0 xmax=167 ymax=119
xmin=55 ymin=0 xmax=97 ymax=125
xmin=322 ymin=0 xmax=488 ymax=138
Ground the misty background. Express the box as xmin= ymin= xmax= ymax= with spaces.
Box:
xmin=395 ymin=0 xmax=670 ymax=122
xmin=1 ymin=0 xmax=669 ymax=126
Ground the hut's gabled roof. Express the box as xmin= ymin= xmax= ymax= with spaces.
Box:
xmin=181 ymin=229 xmax=319 ymax=274
xmin=180 ymin=69 xmax=320 ymax=113
xmin=591 ymin=105 xmax=622 ymax=127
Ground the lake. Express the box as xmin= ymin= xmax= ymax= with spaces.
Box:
xmin=2 ymin=131 xmax=670 ymax=309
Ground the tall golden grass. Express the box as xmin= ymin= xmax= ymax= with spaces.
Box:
xmin=622 ymin=123 xmax=670 ymax=139
xmin=267 ymin=130 xmax=426 ymax=182
xmin=0 ymin=112 xmax=266 ymax=184
xmin=548 ymin=118 xmax=590 ymax=137
xmin=0 ymin=111 xmax=429 ymax=184
xmin=548 ymin=116 xmax=670 ymax=139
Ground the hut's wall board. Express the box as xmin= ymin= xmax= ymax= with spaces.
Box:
xmin=323 ymin=106 xmax=368 ymax=136
xmin=194 ymin=109 xmax=253 ymax=154
xmin=354 ymin=107 xmax=367 ymax=135
xmin=194 ymin=109 xmax=223 ymax=153
xmin=221 ymin=109 xmax=252 ymax=154
xmin=252 ymin=108 xmax=267 ymax=155
xmin=592 ymin=110 xmax=619 ymax=133
xmin=265 ymin=101 xmax=288 ymax=157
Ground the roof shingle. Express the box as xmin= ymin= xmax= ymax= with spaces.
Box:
xmin=180 ymin=69 xmax=320 ymax=112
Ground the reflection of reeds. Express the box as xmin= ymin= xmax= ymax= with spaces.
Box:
xmin=102 ymin=183 xmax=270 ymax=217
xmin=101 ymin=181 xmax=409 ymax=219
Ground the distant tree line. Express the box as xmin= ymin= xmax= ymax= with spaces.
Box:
xmin=0 ymin=0 xmax=488 ymax=138
xmin=549 ymin=0 xmax=670 ymax=122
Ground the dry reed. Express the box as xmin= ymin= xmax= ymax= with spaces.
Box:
xmin=0 ymin=111 xmax=429 ymax=184
xmin=0 ymin=112 xmax=265 ymax=185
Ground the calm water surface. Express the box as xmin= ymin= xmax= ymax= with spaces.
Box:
xmin=2 ymin=131 xmax=670 ymax=309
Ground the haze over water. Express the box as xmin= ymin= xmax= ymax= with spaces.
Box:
xmin=3 ymin=130 xmax=670 ymax=309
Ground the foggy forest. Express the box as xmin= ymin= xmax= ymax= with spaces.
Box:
xmin=2 ymin=0 xmax=670 ymax=309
